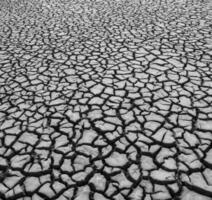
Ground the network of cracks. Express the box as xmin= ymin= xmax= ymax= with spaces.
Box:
xmin=0 ymin=0 xmax=212 ymax=199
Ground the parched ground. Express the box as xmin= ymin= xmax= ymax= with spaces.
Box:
xmin=0 ymin=0 xmax=212 ymax=199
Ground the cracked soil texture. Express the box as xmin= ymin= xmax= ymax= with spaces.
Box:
xmin=0 ymin=0 xmax=212 ymax=199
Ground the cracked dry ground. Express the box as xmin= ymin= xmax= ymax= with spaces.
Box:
xmin=0 ymin=0 xmax=212 ymax=199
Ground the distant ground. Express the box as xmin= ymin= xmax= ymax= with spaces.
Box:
xmin=0 ymin=0 xmax=212 ymax=199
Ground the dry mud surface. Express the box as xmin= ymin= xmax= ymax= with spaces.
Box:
xmin=0 ymin=0 xmax=212 ymax=199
